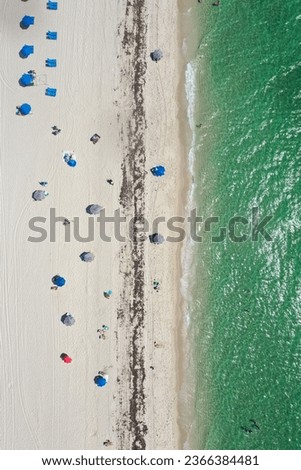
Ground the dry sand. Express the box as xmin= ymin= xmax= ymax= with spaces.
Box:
xmin=0 ymin=0 xmax=188 ymax=449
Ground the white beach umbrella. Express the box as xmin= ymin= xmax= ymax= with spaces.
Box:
xmin=80 ymin=252 xmax=95 ymax=262
xmin=86 ymin=204 xmax=104 ymax=215
xmin=32 ymin=190 xmax=48 ymax=201
xmin=150 ymin=49 xmax=163 ymax=62
xmin=149 ymin=233 xmax=165 ymax=244
xmin=61 ymin=313 xmax=75 ymax=326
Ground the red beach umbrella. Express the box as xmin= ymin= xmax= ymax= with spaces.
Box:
xmin=60 ymin=353 xmax=72 ymax=363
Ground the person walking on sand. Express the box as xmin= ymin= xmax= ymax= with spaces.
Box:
xmin=98 ymin=325 xmax=109 ymax=332
xmin=103 ymin=440 xmax=112 ymax=447
xmin=103 ymin=290 xmax=112 ymax=299
xmin=52 ymin=125 xmax=61 ymax=135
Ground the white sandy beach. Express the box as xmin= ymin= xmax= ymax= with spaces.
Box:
xmin=0 ymin=0 xmax=188 ymax=450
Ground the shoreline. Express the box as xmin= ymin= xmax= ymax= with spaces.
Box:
xmin=175 ymin=0 xmax=197 ymax=449
xmin=176 ymin=0 xmax=202 ymax=449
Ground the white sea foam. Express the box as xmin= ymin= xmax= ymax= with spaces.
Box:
xmin=180 ymin=59 xmax=199 ymax=326
xmin=178 ymin=59 xmax=200 ymax=449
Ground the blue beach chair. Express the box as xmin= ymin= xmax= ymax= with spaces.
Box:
xmin=47 ymin=1 xmax=58 ymax=10
xmin=45 ymin=58 xmax=57 ymax=67
xmin=46 ymin=31 xmax=57 ymax=40
xmin=45 ymin=87 xmax=57 ymax=97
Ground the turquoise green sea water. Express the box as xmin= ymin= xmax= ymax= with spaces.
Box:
xmin=187 ymin=0 xmax=301 ymax=449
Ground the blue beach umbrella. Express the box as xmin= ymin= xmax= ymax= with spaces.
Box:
xmin=19 ymin=103 xmax=31 ymax=115
xmin=19 ymin=45 xmax=34 ymax=59
xmin=19 ymin=73 xmax=34 ymax=87
xmin=67 ymin=159 xmax=77 ymax=167
xmin=63 ymin=152 xmax=77 ymax=167
xmin=94 ymin=375 xmax=108 ymax=387
xmin=150 ymin=165 xmax=166 ymax=177
xmin=52 ymin=275 xmax=66 ymax=287
xmin=20 ymin=15 xmax=35 ymax=29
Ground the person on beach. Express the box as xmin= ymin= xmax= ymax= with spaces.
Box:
xmin=103 ymin=290 xmax=112 ymax=299
xmin=98 ymin=325 xmax=109 ymax=332
xmin=250 ymin=419 xmax=260 ymax=430
xmin=103 ymin=440 xmax=112 ymax=447
xmin=107 ymin=179 xmax=114 ymax=185
xmin=97 ymin=325 xmax=109 ymax=339
xmin=52 ymin=125 xmax=61 ymax=135
xmin=50 ymin=286 xmax=58 ymax=290
xmin=241 ymin=426 xmax=252 ymax=434
xmin=63 ymin=218 xmax=70 ymax=226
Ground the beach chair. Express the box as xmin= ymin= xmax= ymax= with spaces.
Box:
xmin=46 ymin=31 xmax=57 ymax=40
xmin=90 ymin=133 xmax=101 ymax=144
xmin=47 ymin=1 xmax=58 ymax=10
xmin=45 ymin=58 xmax=57 ymax=67
xmin=45 ymin=87 xmax=57 ymax=97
